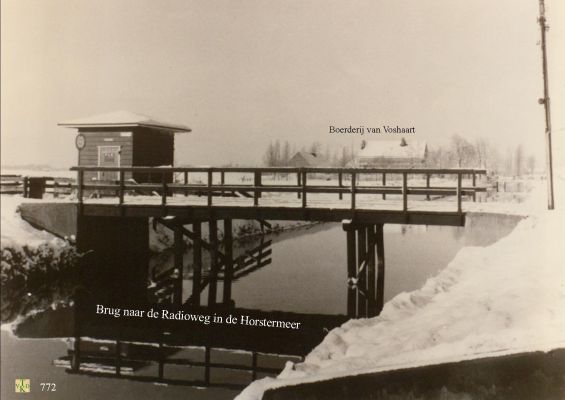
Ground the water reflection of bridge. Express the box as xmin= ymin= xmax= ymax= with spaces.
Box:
xmin=58 ymin=307 xmax=345 ymax=389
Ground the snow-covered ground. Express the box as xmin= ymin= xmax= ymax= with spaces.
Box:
xmin=0 ymin=196 xmax=65 ymax=248
xmin=236 ymin=171 xmax=565 ymax=400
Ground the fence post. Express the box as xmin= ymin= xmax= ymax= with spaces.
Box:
xmin=457 ymin=173 xmax=462 ymax=213
xmin=382 ymin=173 xmax=386 ymax=200
xmin=351 ymin=172 xmax=356 ymax=210
xmin=297 ymin=171 xmax=301 ymax=199
xmin=22 ymin=176 xmax=27 ymax=198
xmin=402 ymin=172 xmax=408 ymax=212
xmin=184 ymin=171 xmax=188 ymax=197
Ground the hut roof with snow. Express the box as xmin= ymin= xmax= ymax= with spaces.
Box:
xmin=59 ymin=110 xmax=191 ymax=133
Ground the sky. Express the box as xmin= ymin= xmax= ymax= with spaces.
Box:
xmin=1 ymin=0 xmax=564 ymax=168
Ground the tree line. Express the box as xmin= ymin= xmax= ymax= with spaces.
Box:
xmin=263 ymin=135 xmax=536 ymax=176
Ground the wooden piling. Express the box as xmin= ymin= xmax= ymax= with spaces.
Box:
xmin=173 ymin=225 xmax=184 ymax=305
xmin=367 ymin=225 xmax=377 ymax=316
xmin=344 ymin=223 xmax=357 ymax=317
xmin=192 ymin=222 xmax=202 ymax=306
xmin=375 ymin=224 xmax=385 ymax=314
xmin=357 ymin=227 xmax=367 ymax=316
xmin=208 ymin=219 xmax=218 ymax=306
xmin=223 ymin=219 xmax=233 ymax=305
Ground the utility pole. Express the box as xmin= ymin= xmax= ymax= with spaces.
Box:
xmin=538 ymin=0 xmax=555 ymax=209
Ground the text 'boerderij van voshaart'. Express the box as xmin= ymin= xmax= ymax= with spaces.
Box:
xmin=329 ymin=125 xmax=415 ymax=134
xmin=95 ymin=304 xmax=302 ymax=330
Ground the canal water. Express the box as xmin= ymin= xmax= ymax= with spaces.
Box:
xmin=1 ymin=213 xmax=521 ymax=400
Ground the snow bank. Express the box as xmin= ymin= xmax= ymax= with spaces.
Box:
xmin=237 ymin=176 xmax=565 ymax=399
xmin=1 ymin=196 xmax=64 ymax=248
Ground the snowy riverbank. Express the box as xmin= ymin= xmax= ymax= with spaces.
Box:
xmin=236 ymin=174 xmax=565 ymax=400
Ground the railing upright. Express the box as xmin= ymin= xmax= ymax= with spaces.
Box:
xmin=472 ymin=172 xmax=477 ymax=202
xmin=402 ymin=172 xmax=408 ymax=212
xmin=351 ymin=172 xmax=356 ymax=210
xmin=382 ymin=173 xmax=386 ymax=200
xmin=184 ymin=171 xmax=189 ymax=197
xmin=119 ymin=170 xmax=125 ymax=205
xmin=207 ymin=169 xmax=213 ymax=207
xmin=254 ymin=171 xmax=261 ymax=206
xmin=338 ymin=172 xmax=343 ymax=200
xmin=301 ymin=170 xmax=307 ymax=208
xmin=426 ymin=174 xmax=431 ymax=201
xmin=457 ymin=172 xmax=462 ymax=213
xmin=161 ymin=173 xmax=167 ymax=206
xmin=77 ymin=170 xmax=84 ymax=204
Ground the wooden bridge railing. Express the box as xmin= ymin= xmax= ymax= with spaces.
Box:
xmin=0 ymin=175 xmax=74 ymax=197
xmin=70 ymin=166 xmax=487 ymax=213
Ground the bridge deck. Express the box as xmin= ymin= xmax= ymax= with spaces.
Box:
xmin=71 ymin=166 xmax=491 ymax=226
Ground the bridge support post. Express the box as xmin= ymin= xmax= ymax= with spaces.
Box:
xmin=344 ymin=221 xmax=357 ymax=318
xmin=208 ymin=218 xmax=219 ymax=306
xmin=76 ymin=216 xmax=149 ymax=304
xmin=173 ymin=226 xmax=184 ymax=305
xmin=343 ymin=221 xmax=385 ymax=318
xmin=367 ymin=225 xmax=377 ymax=316
xmin=375 ymin=223 xmax=385 ymax=314
xmin=357 ymin=226 xmax=367 ymax=316
xmin=223 ymin=219 xmax=233 ymax=306
xmin=192 ymin=222 xmax=202 ymax=306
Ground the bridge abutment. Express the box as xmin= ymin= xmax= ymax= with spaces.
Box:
xmin=76 ymin=215 xmax=150 ymax=304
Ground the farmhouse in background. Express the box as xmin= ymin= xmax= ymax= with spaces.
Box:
xmin=355 ymin=138 xmax=428 ymax=168
xmin=59 ymin=111 xmax=190 ymax=183
xmin=289 ymin=151 xmax=330 ymax=168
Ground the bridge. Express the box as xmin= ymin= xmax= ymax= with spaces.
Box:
xmin=72 ymin=166 xmax=487 ymax=226
xmin=68 ymin=166 xmax=487 ymax=320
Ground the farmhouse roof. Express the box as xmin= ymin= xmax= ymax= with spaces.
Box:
xmin=290 ymin=152 xmax=330 ymax=167
xmin=58 ymin=111 xmax=191 ymax=133
xmin=358 ymin=139 xmax=427 ymax=159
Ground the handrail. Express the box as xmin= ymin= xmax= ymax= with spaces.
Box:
xmin=71 ymin=166 xmax=487 ymax=214
xmin=70 ymin=166 xmax=487 ymax=175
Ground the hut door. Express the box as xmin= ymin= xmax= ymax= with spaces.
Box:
xmin=98 ymin=146 xmax=120 ymax=181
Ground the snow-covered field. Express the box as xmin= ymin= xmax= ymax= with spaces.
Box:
xmin=236 ymin=172 xmax=565 ymax=400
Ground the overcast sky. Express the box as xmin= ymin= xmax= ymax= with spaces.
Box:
xmin=2 ymin=0 xmax=564 ymax=168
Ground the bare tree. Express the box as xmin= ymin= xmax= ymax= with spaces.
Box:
xmin=282 ymin=141 xmax=291 ymax=166
xmin=526 ymin=155 xmax=536 ymax=175
xmin=514 ymin=145 xmax=524 ymax=177
xmin=450 ymin=134 xmax=476 ymax=168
